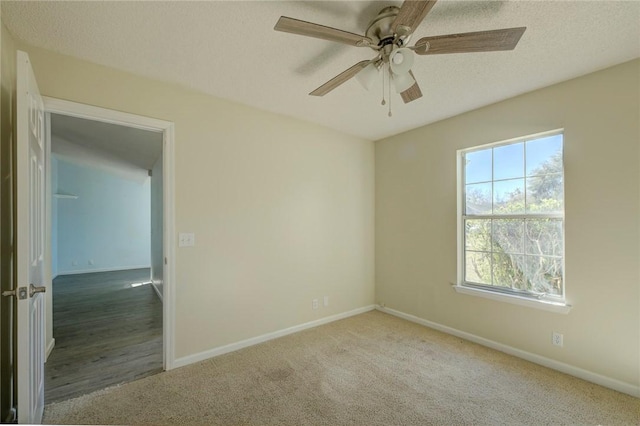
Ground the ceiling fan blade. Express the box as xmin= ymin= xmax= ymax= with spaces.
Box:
xmin=414 ymin=27 xmax=527 ymax=55
xmin=275 ymin=16 xmax=373 ymax=47
xmin=392 ymin=1 xmax=438 ymax=37
xmin=400 ymin=71 xmax=423 ymax=103
xmin=310 ymin=60 xmax=375 ymax=96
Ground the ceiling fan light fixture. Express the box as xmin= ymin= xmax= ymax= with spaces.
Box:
xmin=389 ymin=47 xmax=414 ymax=75
xmin=392 ymin=70 xmax=416 ymax=93
xmin=355 ymin=62 xmax=380 ymax=91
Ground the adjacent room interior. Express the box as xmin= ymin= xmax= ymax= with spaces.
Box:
xmin=45 ymin=114 xmax=164 ymax=402
xmin=0 ymin=1 xmax=638 ymax=424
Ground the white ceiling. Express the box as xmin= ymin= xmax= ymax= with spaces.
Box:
xmin=51 ymin=113 xmax=162 ymax=176
xmin=4 ymin=1 xmax=640 ymax=141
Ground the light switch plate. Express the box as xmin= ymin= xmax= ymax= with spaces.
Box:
xmin=179 ymin=232 xmax=195 ymax=247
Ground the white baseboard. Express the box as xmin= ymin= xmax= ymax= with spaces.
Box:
xmin=56 ymin=265 xmax=150 ymax=276
xmin=151 ymin=282 xmax=163 ymax=302
xmin=45 ymin=338 xmax=55 ymax=362
xmin=173 ymin=305 xmax=376 ymax=369
xmin=377 ymin=306 xmax=640 ymax=398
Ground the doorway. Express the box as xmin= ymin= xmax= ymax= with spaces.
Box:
xmin=42 ymin=99 xmax=176 ymax=402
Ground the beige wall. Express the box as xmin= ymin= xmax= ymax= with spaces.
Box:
xmin=18 ymin=44 xmax=375 ymax=360
xmin=376 ymin=59 xmax=640 ymax=387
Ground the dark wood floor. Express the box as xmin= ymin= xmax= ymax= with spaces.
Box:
xmin=45 ymin=268 xmax=162 ymax=403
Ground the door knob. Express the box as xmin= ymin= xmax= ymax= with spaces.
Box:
xmin=29 ymin=283 xmax=46 ymax=297
xmin=3 ymin=287 xmax=28 ymax=299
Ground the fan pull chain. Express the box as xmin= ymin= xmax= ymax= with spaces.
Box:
xmin=381 ymin=66 xmax=386 ymax=106
xmin=388 ymin=64 xmax=392 ymax=117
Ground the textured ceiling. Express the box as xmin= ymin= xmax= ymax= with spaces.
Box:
xmin=4 ymin=1 xmax=640 ymax=141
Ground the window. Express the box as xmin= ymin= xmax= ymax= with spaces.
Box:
xmin=458 ymin=131 xmax=565 ymax=303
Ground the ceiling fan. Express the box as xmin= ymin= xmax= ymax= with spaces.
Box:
xmin=274 ymin=0 xmax=526 ymax=110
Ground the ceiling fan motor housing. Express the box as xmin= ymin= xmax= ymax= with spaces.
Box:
xmin=365 ymin=6 xmax=410 ymax=48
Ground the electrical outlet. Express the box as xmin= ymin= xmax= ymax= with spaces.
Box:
xmin=552 ymin=332 xmax=563 ymax=347
xmin=89 ymin=260 xmax=94 ymax=265
xmin=312 ymin=299 xmax=319 ymax=310
xmin=323 ymin=296 xmax=329 ymax=307
xmin=71 ymin=260 xmax=78 ymax=266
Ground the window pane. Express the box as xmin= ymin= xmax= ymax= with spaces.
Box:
xmin=525 ymin=219 xmax=563 ymax=256
xmin=492 ymin=253 xmax=525 ymax=289
xmin=465 ymin=251 xmax=492 ymax=285
xmin=526 ymin=174 xmax=563 ymax=213
xmin=492 ymin=219 xmax=524 ymax=254
xmin=465 ymin=219 xmax=491 ymax=252
xmin=466 ymin=182 xmax=492 ymax=215
xmin=493 ymin=179 xmax=524 ymax=214
xmin=524 ymin=255 xmax=563 ymax=295
xmin=494 ymin=142 xmax=524 ymax=180
xmin=461 ymin=132 xmax=564 ymax=299
xmin=465 ymin=149 xmax=492 ymax=184
xmin=526 ymin=134 xmax=563 ymax=176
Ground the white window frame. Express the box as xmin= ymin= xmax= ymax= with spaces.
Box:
xmin=454 ymin=129 xmax=571 ymax=314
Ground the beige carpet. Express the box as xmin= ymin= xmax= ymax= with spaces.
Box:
xmin=43 ymin=310 xmax=639 ymax=425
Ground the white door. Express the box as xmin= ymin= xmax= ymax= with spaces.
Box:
xmin=16 ymin=50 xmax=46 ymax=424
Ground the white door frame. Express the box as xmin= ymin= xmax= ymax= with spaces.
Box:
xmin=42 ymin=97 xmax=176 ymax=370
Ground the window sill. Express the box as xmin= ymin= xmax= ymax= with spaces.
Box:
xmin=452 ymin=284 xmax=572 ymax=314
